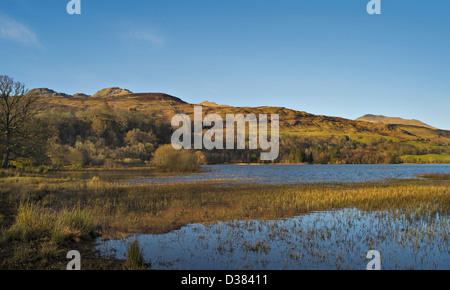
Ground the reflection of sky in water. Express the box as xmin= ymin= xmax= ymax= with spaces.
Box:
xmin=97 ymin=209 xmax=450 ymax=270
xmin=129 ymin=164 xmax=450 ymax=185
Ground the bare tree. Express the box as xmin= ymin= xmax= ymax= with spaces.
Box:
xmin=0 ymin=75 xmax=40 ymax=168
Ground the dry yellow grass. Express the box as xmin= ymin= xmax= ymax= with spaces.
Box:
xmin=1 ymin=176 xmax=448 ymax=237
xmin=0 ymin=174 xmax=448 ymax=269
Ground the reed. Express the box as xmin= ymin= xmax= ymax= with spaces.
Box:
xmin=126 ymin=239 xmax=145 ymax=270
xmin=416 ymin=172 xmax=450 ymax=180
xmin=0 ymin=173 xmax=448 ymax=269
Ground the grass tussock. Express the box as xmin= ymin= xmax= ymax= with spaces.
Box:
xmin=8 ymin=202 xmax=94 ymax=244
xmin=126 ymin=239 xmax=145 ymax=270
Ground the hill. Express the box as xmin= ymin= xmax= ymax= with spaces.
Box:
xmin=28 ymin=88 xmax=73 ymax=98
xmin=356 ymin=114 xmax=437 ymax=130
xmin=34 ymin=88 xmax=449 ymax=143
xmin=91 ymin=87 xmax=133 ymax=98
xmin=31 ymin=87 xmax=450 ymax=164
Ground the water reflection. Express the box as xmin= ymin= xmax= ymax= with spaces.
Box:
xmin=97 ymin=209 xmax=449 ymax=270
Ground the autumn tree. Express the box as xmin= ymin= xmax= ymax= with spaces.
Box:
xmin=0 ymin=75 xmax=41 ymax=168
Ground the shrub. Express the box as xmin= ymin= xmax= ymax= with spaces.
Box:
xmin=195 ymin=151 xmax=207 ymax=165
xmin=152 ymin=144 xmax=203 ymax=172
xmin=67 ymin=148 xmax=86 ymax=169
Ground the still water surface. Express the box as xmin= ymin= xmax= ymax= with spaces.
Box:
xmin=130 ymin=164 xmax=450 ymax=184
xmin=97 ymin=164 xmax=449 ymax=269
xmin=97 ymin=209 xmax=449 ymax=270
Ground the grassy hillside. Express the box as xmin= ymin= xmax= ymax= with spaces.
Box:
xmin=356 ymin=114 xmax=437 ymax=130
xmin=28 ymin=88 xmax=450 ymax=165
xmin=33 ymin=88 xmax=450 ymax=143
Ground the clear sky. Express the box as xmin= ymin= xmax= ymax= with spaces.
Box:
xmin=1 ymin=0 xmax=449 ymax=129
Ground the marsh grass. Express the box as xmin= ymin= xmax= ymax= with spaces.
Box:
xmin=13 ymin=244 xmax=33 ymax=263
xmin=416 ymin=173 xmax=450 ymax=180
xmin=0 ymin=168 xmax=19 ymax=178
xmin=1 ymin=177 xmax=449 ymax=238
xmin=126 ymin=239 xmax=145 ymax=269
xmin=8 ymin=202 xmax=94 ymax=243
xmin=38 ymin=241 xmax=60 ymax=261
xmin=0 ymin=173 xmax=448 ymax=269
xmin=104 ymin=208 xmax=448 ymax=270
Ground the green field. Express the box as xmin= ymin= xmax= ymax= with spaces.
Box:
xmin=400 ymin=154 xmax=450 ymax=163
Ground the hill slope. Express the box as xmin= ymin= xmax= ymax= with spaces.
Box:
xmin=356 ymin=114 xmax=437 ymax=130
xmin=29 ymin=87 xmax=450 ymax=164
xmin=33 ymin=88 xmax=449 ymax=144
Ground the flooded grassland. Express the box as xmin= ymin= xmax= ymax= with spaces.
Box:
xmin=0 ymin=167 xmax=448 ymax=269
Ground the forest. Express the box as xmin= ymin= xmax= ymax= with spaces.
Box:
xmin=2 ymin=105 xmax=446 ymax=169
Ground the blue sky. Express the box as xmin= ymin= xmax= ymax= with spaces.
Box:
xmin=1 ymin=0 xmax=449 ymax=129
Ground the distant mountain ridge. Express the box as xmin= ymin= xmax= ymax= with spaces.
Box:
xmin=27 ymin=87 xmax=133 ymax=99
xmin=27 ymin=88 xmax=439 ymax=131
xmin=356 ymin=114 xmax=437 ymax=130
xmin=27 ymin=88 xmax=74 ymax=98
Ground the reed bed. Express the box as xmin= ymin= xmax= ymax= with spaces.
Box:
xmin=99 ymin=208 xmax=449 ymax=270
xmin=0 ymin=174 xmax=448 ymax=269
xmin=416 ymin=173 xmax=450 ymax=180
